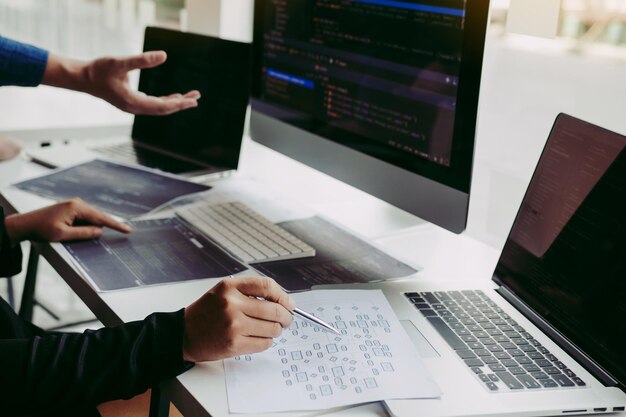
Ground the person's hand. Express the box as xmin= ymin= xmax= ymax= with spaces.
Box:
xmin=183 ymin=277 xmax=296 ymax=362
xmin=43 ymin=51 xmax=200 ymax=116
xmin=4 ymin=198 xmax=132 ymax=244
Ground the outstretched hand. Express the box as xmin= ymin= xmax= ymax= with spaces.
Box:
xmin=43 ymin=51 xmax=200 ymax=115
xmin=5 ymin=198 xmax=132 ymax=244
xmin=183 ymin=277 xmax=296 ymax=362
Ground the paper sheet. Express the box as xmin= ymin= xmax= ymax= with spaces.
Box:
xmin=224 ymin=290 xmax=441 ymax=413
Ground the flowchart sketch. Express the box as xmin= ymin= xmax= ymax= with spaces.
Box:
xmin=224 ymin=290 xmax=441 ymax=413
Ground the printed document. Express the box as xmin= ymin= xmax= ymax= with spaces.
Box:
xmin=224 ymin=290 xmax=441 ymax=413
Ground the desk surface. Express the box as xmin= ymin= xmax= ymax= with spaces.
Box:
xmin=0 ymin=136 xmax=501 ymax=417
xmin=2 ymin=32 xmax=625 ymax=417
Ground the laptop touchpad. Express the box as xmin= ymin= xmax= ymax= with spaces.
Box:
xmin=401 ymin=320 xmax=440 ymax=358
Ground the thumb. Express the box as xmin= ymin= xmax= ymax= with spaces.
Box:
xmin=121 ymin=51 xmax=167 ymax=71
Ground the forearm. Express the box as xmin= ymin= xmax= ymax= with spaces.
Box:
xmin=1 ymin=310 xmax=193 ymax=414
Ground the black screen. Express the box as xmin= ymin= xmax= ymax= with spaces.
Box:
xmin=495 ymin=114 xmax=626 ymax=389
xmin=132 ymin=27 xmax=251 ymax=171
xmin=251 ymin=0 xmax=488 ymax=191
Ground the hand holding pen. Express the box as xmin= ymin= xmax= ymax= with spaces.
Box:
xmin=183 ymin=276 xmax=296 ymax=362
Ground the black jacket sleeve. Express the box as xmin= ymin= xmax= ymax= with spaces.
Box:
xmin=0 ymin=208 xmax=23 ymax=277
xmin=0 ymin=208 xmax=194 ymax=415
xmin=0 ymin=302 xmax=193 ymax=416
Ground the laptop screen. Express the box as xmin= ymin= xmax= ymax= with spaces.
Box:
xmin=132 ymin=27 xmax=251 ymax=171
xmin=494 ymin=114 xmax=626 ymax=389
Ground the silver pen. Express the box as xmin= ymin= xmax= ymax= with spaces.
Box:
xmin=293 ymin=307 xmax=342 ymax=336
xmin=228 ymin=276 xmax=342 ymax=336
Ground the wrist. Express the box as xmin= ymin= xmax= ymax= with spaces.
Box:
xmin=42 ymin=53 xmax=90 ymax=93
xmin=4 ymin=214 xmax=27 ymax=245
xmin=182 ymin=307 xmax=196 ymax=363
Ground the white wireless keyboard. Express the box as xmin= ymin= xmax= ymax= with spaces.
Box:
xmin=176 ymin=201 xmax=316 ymax=264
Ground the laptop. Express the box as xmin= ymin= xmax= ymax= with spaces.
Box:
xmin=28 ymin=27 xmax=251 ymax=177
xmin=364 ymin=114 xmax=626 ymax=416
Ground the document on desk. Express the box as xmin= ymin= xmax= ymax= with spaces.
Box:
xmin=224 ymin=290 xmax=441 ymax=413
xmin=13 ymin=159 xmax=210 ymax=218
xmin=63 ymin=217 xmax=247 ymax=291
xmin=252 ymin=216 xmax=418 ymax=291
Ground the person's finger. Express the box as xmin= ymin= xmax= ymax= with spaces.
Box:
xmin=239 ymin=315 xmax=285 ymax=338
xmin=57 ymin=225 xmax=103 ymax=242
xmin=121 ymin=51 xmax=167 ymax=71
xmin=234 ymin=277 xmax=296 ymax=312
xmin=237 ymin=336 xmax=274 ymax=355
xmin=128 ymin=93 xmax=199 ymax=116
xmin=240 ymin=295 xmax=293 ymax=328
xmin=72 ymin=201 xmax=132 ymax=234
xmin=183 ymin=90 xmax=201 ymax=99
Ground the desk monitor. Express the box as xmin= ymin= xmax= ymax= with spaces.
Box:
xmin=249 ymin=0 xmax=489 ymax=233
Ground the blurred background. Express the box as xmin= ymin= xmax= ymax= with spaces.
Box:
xmin=1 ymin=0 xmax=625 ymax=330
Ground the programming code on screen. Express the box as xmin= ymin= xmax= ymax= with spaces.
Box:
xmin=258 ymin=0 xmax=467 ymax=167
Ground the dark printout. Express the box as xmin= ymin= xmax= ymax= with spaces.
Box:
xmin=63 ymin=217 xmax=246 ymax=291
xmin=252 ymin=217 xmax=417 ymax=291
xmin=14 ymin=159 xmax=210 ymax=218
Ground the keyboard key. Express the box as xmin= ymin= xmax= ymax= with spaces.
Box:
xmin=457 ymin=350 xmax=478 ymax=359
xmin=494 ymin=352 xmax=511 ymax=360
xmin=489 ymin=364 xmax=506 ymax=372
xmin=531 ymin=371 xmax=550 ymax=380
xmin=495 ymin=372 xmax=524 ymax=390
xmin=421 ymin=293 xmax=440 ymax=305
xmin=486 ymin=382 xmax=499 ymax=391
xmin=461 ymin=335 xmax=477 ymax=343
xmin=572 ymin=377 xmax=586 ymax=386
xmin=535 ymin=359 xmax=552 ymax=368
xmin=553 ymin=374 xmax=575 ymax=387
xmin=425 ymin=317 xmax=467 ymax=350
xmin=483 ymin=356 xmax=499 ymax=364
xmin=464 ymin=359 xmax=484 ymax=367
xmin=517 ymin=374 xmax=541 ymax=389
xmin=509 ymin=366 xmax=526 ymax=375
xmin=544 ymin=367 xmax=562 ymax=375
xmin=471 ymin=367 xmax=483 ymax=375
xmin=501 ymin=359 xmax=518 ymax=368
xmin=564 ymin=369 xmax=576 ymax=378
xmin=540 ymin=379 xmax=558 ymax=388
xmin=523 ymin=364 xmax=541 ymax=373
xmin=488 ymin=374 xmax=499 ymax=382
xmin=468 ymin=342 xmax=484 ymax=350
xmin=479 ymin=374 xmax=490 ymax=382
xmin=419 ymin=309 xmax=439 ymax=317
xmin=520 ymin=345 xmax=537 ymax=352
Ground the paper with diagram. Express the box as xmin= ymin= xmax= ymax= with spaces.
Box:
xmin=224 ymin=290 xmax=441 ymax=413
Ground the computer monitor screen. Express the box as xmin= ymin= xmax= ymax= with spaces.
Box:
xmin=250 ymin=0 xmax=489 ymax=233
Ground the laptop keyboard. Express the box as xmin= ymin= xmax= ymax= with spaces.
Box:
xmin=91 ymin=143 xmax=204 ymax=174
xmin=405 ymin=290 xmax=587 ymax=392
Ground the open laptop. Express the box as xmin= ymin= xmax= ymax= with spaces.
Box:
xmin=28 ymin=27 xmax=251 ymax=177
xmin=366 ymin=114 xmax=626 ymax=416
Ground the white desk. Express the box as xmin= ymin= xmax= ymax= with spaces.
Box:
xmin=0 ymin=129 xmax=502 ymax=417
xmin=2 ymin=31 xmax=625 ymax=417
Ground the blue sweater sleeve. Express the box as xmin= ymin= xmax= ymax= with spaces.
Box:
xmin=0 ymin=36 xmax=49 ymax=87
